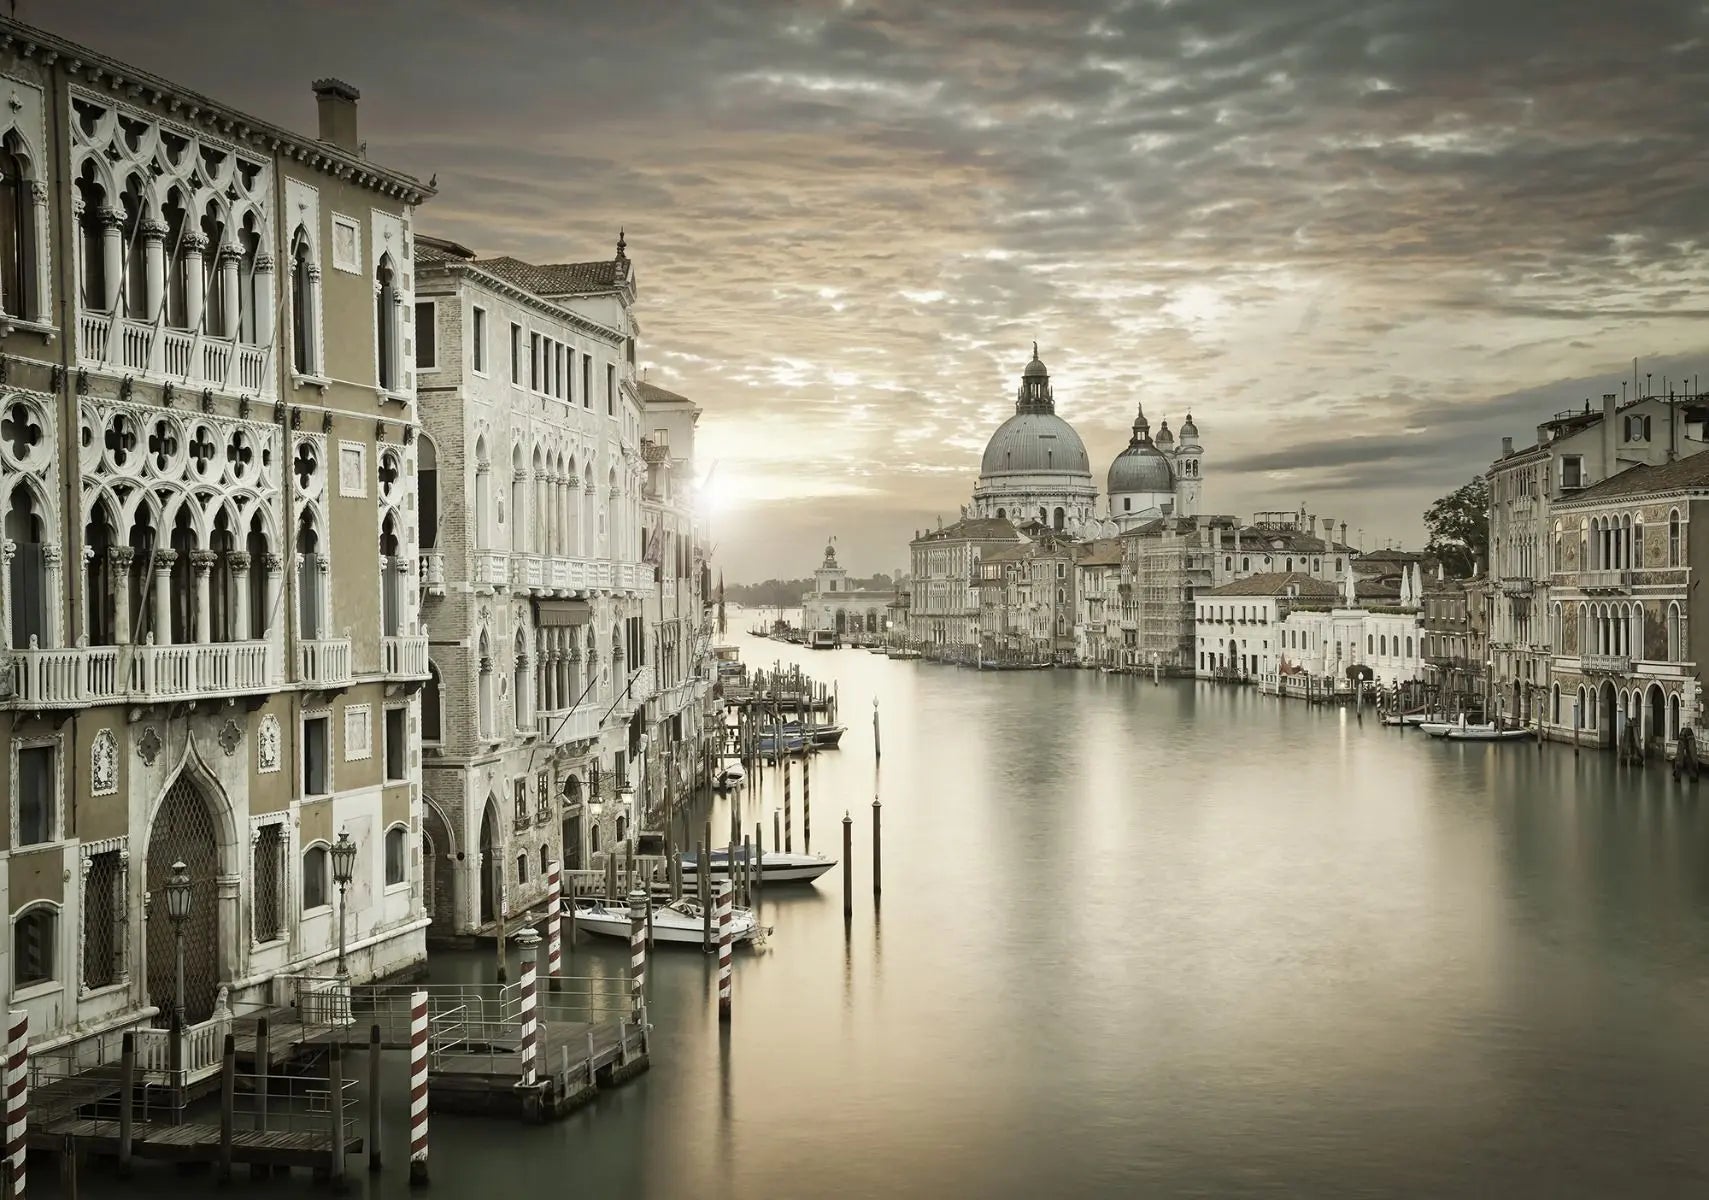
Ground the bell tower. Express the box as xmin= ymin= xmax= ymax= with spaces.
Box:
xmin=1175 ymin=412 xmax=1203 ymax=517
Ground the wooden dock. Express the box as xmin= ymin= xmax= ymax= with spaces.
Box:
xmin=30 ymin=1117 xmax=359 ymax=1169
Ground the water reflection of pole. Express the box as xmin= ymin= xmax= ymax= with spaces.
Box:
xmin=872 ymin=795 xmax=882 ymax=900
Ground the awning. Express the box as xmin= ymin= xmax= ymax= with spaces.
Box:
xmin=536 ymin=599 xmax=593 ymax=627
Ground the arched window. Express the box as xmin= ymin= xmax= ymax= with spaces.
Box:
xmin=1405 ymin=637 xmax=1413 ymax=657
xmin=1551 ymin=683 xmax=1560 ymax=725
xmin=1667 ymin=603 xmax=1681 ymax=662
xmin=1053 ymin=507 xmax=1065 ymax=532
xmin=419 ymin=437 xmax=440 ymax=551
xmin=513 ymin=630 xmax=530 ymax=731
xmin=1634 ymin=520 xmax=1645 ymax=569
xmin=477 ymin=632 xmax=494 ymax=739
xmin=375 ymin=254 xmax=400 ymax=391
xmin=423 ymin=662 xmax=443 ymax=742
xmin=302 ymin=844 xmax=330 ymax=910
xmin=0 ymin=137 xmax=34 ymax=320
xmin=1669 ymin=510 xmax=1681 ymax=566
xmin=385 ymin=825 xmax=407 ymax=885
xmin=516 ymin=852 xmax=528 ymax=888
xmin=474 ymin=437 xmax=492 ymax=550
xmin=295 ymin=509 xmax=323 ymax=639
xmin=291 ymin=225 xmax=317 ymax=374
xmin=6 ymin=483 xmax=49 ymax=648
xmin=12 ymin=904 xmax=56 ymax=989
xmin=1367 ymin=634 xmax=1374 ymax=654
xmin=539 ymin=844 xmax=549 ymax=878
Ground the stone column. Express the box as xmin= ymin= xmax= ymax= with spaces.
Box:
xmin=182 ymin=234 xmax=207 ymax=332
xmin=252 ymin=254 xmax=276 ymax=345
xmin=40 ymin=544 xmax=61 ymax=649
xmin=100 ymin=208 xmax=124 ymax=313
xmin=263 ymin=553 xmax=283 ymax=642
xmin=0 ymin=539 xmax=13 ymax=650
xmin=110 ymin=548 xmax=135 ymax=644
xmin=228 ymin=551 xmax=252 ymax=640
xmin=151 ymin=550 xmax=177 ymax=645
xmin=141 ymin=219 xmax=167 ymax=323
xmin=191 ymin=551 xmax=217 ymax=643
xmin=219 ymin=247 xmax=241 ymax=341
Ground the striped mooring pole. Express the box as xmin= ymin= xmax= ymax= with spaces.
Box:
xmin=628 ymin=889 xmax=648 ymax=1022
xmin=516 ymin=931 xmax=540 ymax=1086
xmin=546 ymin=860 xmax=563 ymax=991
xmin=408 ymin=991 xmax=429 ymax=1186
xmin=783 ymin=756 xmax=793 ymax=852
xmin=803 ymin=751 xmax=812 ymax=853
xmin=6 ymin=1010 xmax=24 ymax=1200
xmin=716 ymin=882 xmax=733 ymax=1022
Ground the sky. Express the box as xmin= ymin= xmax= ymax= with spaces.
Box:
xmin=42 ymin=0 xmax=1709 ymax=582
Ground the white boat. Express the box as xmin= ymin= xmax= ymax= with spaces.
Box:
xmin=1381 ymin=712 xmax=1433 ymax=727
xmin=566 ymin=897 xmax=767 ymax=946
xmin=681 ymin=847 xmax=835 ymax=885
xmin=808 ymin=630 xmax=839 ymax=650
xmin=714 ymin=761 xmax=746 ymax=791
xmin=1445 ymin=725 xmax=1533 ymax=742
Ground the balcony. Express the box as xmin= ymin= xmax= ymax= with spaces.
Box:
xmin=613 ymin=665 xmax=656 ymax=716
xmin=78 ymin=312 xmax=272 ymax=398
xmin=381 ymin=634 xmax=430 ymax=679
xmin=536 ymin=702 xmax=602 ymax=745
xmin=10 ymin=641 xmax=275 ymax=708
xmin=1499 ymin=577 xmax=1534 ymax=596
xmin=298 ymin=637 xmax=353 ymax=689
xmin=473 ymin=550 xmax=509 ymax=589
xmin=512 ymin=553 xmax=545 ymax=591
xmin=420 ymin=551 xmax=445 ymax=595
xmin=1581 ymin=652 xmax=1631 ymax=675
xmin=1575 ymin=570 xmax=1631 ymax=594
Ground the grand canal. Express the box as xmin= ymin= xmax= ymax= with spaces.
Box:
xmin=99 ymin=628 xmax=1709 ymax=1197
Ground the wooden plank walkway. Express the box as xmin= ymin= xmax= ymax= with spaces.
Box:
xmin=29 ymin=1117 xmax=360 ymax=1167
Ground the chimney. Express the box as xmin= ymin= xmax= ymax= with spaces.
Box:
xmin=1501 ymin=436 xmax=1513 ymax=457
xmin=312 ymin=78 xmax=361 ymax=153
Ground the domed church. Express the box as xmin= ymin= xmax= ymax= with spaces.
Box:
xmin=969 ymin=345 xmax=1205 ymax=537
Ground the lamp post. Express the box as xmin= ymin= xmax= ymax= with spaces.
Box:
xmin=164 ymin=860 xmax=193 ymax=1032
xmin=331 ymin=830 xmax=358 ymax=978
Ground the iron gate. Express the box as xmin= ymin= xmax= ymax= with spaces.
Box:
xmin=145 ymin=776 xmax=222 ymax=1025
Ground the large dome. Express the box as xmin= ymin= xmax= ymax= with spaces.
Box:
xmin=1108 ymin=442 xmax=1174 ymax=493
xmin=980 ymin=411 xmax=1092 ymax=477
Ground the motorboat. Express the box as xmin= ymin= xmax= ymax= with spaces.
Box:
xmin=1445 ymin=725 xmax=1533 ymax=742
xmin=714 ymin=761 xmax=746 ymax=791
xmin=808 ymin=630 xmax=839 ymax=650
xmin=681 ymin=847 xmax=836 ymax=885
xmin=756 ymin=729 xmax=808 ymax=755
xmin=1381 ymin=711 xmax=1434 ymax=727
xmin=775 ymin=721 xmax=845 ymax=749
xmin=567 ymin=896 xmax=768 ymax=946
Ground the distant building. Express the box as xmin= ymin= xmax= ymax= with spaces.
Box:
xmin=800 ymin=540 xmax=895 ymax=634
xmin=1074 ymin=539 xmax=1126 ymax=667
xmin=975 ymin=533 xmax=1081 ymax=663
xmin=1195 ymin=573 xmax=1337 ymax=679
xmin=906 ymin=518 xmax=1024 ymax=650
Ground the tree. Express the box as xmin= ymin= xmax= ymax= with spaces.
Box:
xmin=1423 ymin=475 xmax=1490 ymax=578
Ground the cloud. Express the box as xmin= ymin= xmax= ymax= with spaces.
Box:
xmin=43 ymin=0 xmax=1709 ymax=579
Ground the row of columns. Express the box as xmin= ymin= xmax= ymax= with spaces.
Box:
xmin=88 ymin=206 xmax=273 ymax=342
xmin=84 ymin=547 xmax=285 ymax=647
xmin=1585 ymin=605 xmax=1640 ymax=658
xmin=522 ymin=470 xmax=587 ymax=559
xmin=536 ymin=629 xmax=587 ymax=712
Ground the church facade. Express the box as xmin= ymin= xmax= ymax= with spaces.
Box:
xmin=969 ymin=347 xmax=1203 ymax=536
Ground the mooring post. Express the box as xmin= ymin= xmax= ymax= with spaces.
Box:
xmin=117 ymin=1031 xmax=135 ymax=1175
xmin=873 ymin=797 xmax=882 ymax=898
xmin=57 ymin=1133 xmax=73 ymax=1200
xmin=742 ymin=834 xmax=753 ymax=908
xmin=645 ymin=877 xmax=655 ymax=949
xmin=754 ymin=822 xmax=765 ymax=906
xmin=773 ymin=809 xmax=780 ymax=854
xmin=784 ymin=757 xmax=793 ymax=852
xmin=873 ymin=697 xmax=881 ymax=762
xmin=8 ymin=1009 xmax=28 ymax=1200
xmin=517 ymin=932 xmax=540 ymax=1087
xmin=605 ymin=853 xmax=618 ymax=906
xmin=717 ymin=881 xmax=734 ymax=1022
xmin=408 ymin=990 xmax=430 ymax=1187
xmin=628 ymin=890 xmax=648 ymax=1024
xmin=494 ymin=853 xmax=508 ymax=984
xmin=329 ymin=1039 xmax=346 ymax=1186
xmin=803 ymin=751 xmax=812 ymax=854
xmin=219 ymin=1033 xmax=235 ymax=1181
xmin=547 ymin=860 xmax=563 ymax=993
xmin=842 ymin=812 xmax=853 ymax=921
xmin=697 ymin=839 xmax=711 ymax=951
xmin=368 ymin=1024 xmax=384 ymax=1171
xmin=672 ymin=851 xmax=683 ymax=902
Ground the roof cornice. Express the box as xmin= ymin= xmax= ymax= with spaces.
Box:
xmin=425 ymin=258 xmax=624 ymax=343
xmin=2 ymin=17 xmax=434 ymax=206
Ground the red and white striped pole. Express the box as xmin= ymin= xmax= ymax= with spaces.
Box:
xmin=7 ymin=1010 xmax=27 ymax=1200
xmin=783 ymin=759 xmax=792 ymax=853
xmin=546 ymin=860 xmax=563 ymax=992
xmin=407 ymin=991 xmax=429 ymax=1187
xmin=627 ymin=889 xmax=647 ymax=1023
xmin=517 ymin=934 xmax=540 ymax=1086
xmin=716 ymin=882 xmax=733 ymax=1022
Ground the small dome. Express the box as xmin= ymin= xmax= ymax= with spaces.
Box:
xmin=1108 ymin=441 xmax=1174 ymax=494
xmin=980 ymin=411 xmax=1092 ymax=476
xmin=1156 ymin=419 xmax=1174 ymax=447
xmin=1179 ymin=412 xmax=1199 ymax=440
xmin=1022 ymin=342 xmax=1048 ymax=378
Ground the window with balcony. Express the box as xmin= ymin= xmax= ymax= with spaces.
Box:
xmin=302 ymin=844 xmax=329 ymax=911
xmin=6 ymin=483 xmax=49 ymax=649
xmin=13 ymin=905 xmax=55 ymax=989
xmin=513 ymin=630 xmax=530 ymax=731
xmin=290 ymin=226 xmax=319 ymax=375
xmin=302 ymin=715 xmax=330 ymax=797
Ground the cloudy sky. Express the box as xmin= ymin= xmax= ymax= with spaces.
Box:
xmin=47 ymin=0 xmax=1709 ymax=581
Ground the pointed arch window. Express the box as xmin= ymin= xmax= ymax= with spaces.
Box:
xmin=13 ymin=903 xmax=56 ymax=988
xmin=376 ymin=253 xmax=401 ymax=391
xmin=1669 ymin=510 xmax=1682 ymax=567
xmin=0 ymin=137 xmax=35 ymax=320
xmin=291 ymin=226 xmax=319 ymax=375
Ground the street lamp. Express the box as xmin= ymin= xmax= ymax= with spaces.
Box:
xmin=331 ymin=830 xmax=358 ymax=977
xmin=163 ymin=860 xmax=193 ymax=1032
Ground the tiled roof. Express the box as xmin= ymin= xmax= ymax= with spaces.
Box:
xmin=1201 ymin=571 xmax=1338 ymax=598
xmin=415 ymin=234 xmax=474 ymax=264
xmin=475 ymin=256 xmax=622 ymax=296
xmin=1561 ymin=450 xmax=1709 ymax=503
xmin=638 ymin=381 xmax=690 ymax=406
xmin=1076 ymin=538 xmax=1125 ymax=567
xmin=913 ymin=517 xmax=1022 ymax=543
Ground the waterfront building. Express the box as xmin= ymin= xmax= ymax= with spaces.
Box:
xmin=1194 ymin=573 xmax=1337 ymax=679
xmin=1116 ymin=516 xmax=1220 ymax=672
xmin=413 ymin=234 xmax=699 ymax=937
xmin=1487 ymin=391 xmax=1708 ymax=723
xmin=0 ymin=20 xmax=436 ymax=1050
xmin=1421 ymin=572 xmax=1489 ymax=715
xmin=1073 ymin=539 xmax=1125 ymax=667
xmin=800 ymin=539 xmax=895 ymax=634
xmin=976 ymin=533 xmax=1080 ymax=664
xmin=906 ymin=517 xmax=1023 ymax=651
xmin=1272 ymin=577 xmax=1426 ymax=692
xmin=1542 ymin=452 xmax=1709 ymax=752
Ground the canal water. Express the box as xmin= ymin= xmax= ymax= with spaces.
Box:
xmin=92 ymin=627 xmax=1709 ymax=1198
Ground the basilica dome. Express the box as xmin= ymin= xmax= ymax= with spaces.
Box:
xmin=970 ymin=345 xmax=1099 ymax=530
xmin=1107 ymin=440 xmax=1173 ymax=493
xmin=980 ymin=411 xmax=1092 ymax=477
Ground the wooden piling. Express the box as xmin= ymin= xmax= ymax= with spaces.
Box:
xmin=605 ymin=852 xmax=618 ymax=905
xmin=368 ymin=1024 xmax=384 ymax=1172
xmin=755 ymin=822 xmax=765 ymax=906
xmin=742 ymin=834 xmax=753 ymax=907
xmin=873 ymin=797 xmax=882 ymax=898
xmin=218 ymin=1033 xmax=235 ymax=1181
xmin=117 ymin=1032 xmax=135 ymax=1174
xmin=842 ymin=812 xmax=853 ymax=921
xmin=803 ymin=752 xmax=812 ymax=853
xmin=873 ymin=698 xmax=881 ymax=762
xmin=698 ymin=839 xmax=711 ymax=951
xmin=328 ymin=1040 xmax=346 ymax=1185
xmin=493 ymin=853 xmax=508 ymax=983
xmin=784 ymin=757 xmax=792 ymax=852
xmin=57 ymin=1134 xmax=74 ymax=1200
xmin=408 ymin=991 xmax=430 ymax=1187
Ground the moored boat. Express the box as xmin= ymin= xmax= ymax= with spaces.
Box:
xmin=567 ymin=896 xmax=768 ymax=945
xmin=681 ymin=847 xmax=835 ymax=885
xmin=715 ymin=761 xmax=746 ymax=791
xmin=1445 ymin=725 xmax=1533 ymax=742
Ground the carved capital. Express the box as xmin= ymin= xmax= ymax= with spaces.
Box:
xmin=109 ymin=547 xmax=135 ymax=570
xmin=41 ymin=543 xmax=61 ymax=566
xmin=315 ymin=553 xmax=331 ymax=570
xmin=139 ymin=218 xmax=168 ymax=242
xmin=227 ymin=551 xmax=251 ymax=572
xmin=181 ymin=233 xmax=208 ymax=255
xmin=153 ymin=549 xmax=178 ymax=569
xmin=189 ymin=550 xmax=218 ymax=573
xmin=254 ymin=253 xmax=276 ymax=273
xmin=97 ymin=206 xmax=124 ymax=230
xmin=263 ymin=552 xmax=284 ymax=572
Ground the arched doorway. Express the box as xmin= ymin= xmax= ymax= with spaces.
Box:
xmin=145 ymin=773 xmax=223 ymax=1026
xmin=478 ymin=796 xmax=500 ymax=925
xmin=1647 ymin=683 xmax=1666 ymax=751
xmin=561 ymin=775 xmax=583 ymax=871
xmin=1599 ymin=681 xmax=1617 ymax=748
xmin=422 ymin=797 xmax=455 ymax=932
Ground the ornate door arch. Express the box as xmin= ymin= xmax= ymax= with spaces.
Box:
xmin=145 ymin=774 xmax=223 ymax=1025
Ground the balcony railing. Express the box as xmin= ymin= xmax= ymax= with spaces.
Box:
xmin=473 ymin=550 xmax=509 ymax=589
xmin=420 ymin=551 xmax=446 ymax=594
xmin=77 ymin=311 xmax=274 ymax=398
xmin=10 ymin=640 xmax=276 ymax=707
xmin=381 ymin=633 xmax=430 ymax=679
xmin=1499 ymin=577 xmax=1533 ymax=596
xmin=536 ymin=702 xmax=602 ymax=745
xmin=299 ymin=637 xmax=353 ymax=688
xmin=1576 ymin=570 xmax=1632 ymax=593
xmin=1581 ymin=652 xmax=1631 ymax=675
xmin=613 ymin=665 xmax=656 ymax=716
